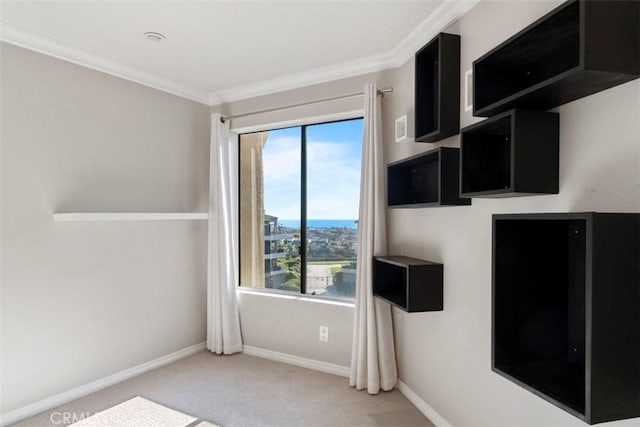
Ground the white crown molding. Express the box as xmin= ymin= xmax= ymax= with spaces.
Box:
xmin=0 ymin=342 xmax=206 ymax=427
xmin=0 ymin=23 xmax=210 ymax=105
xmin=207 ymin=51 xmax=395 ymax=106
xmin=388 ymin=0 xmax=481 ymax=68
xmin=208 ymin=0 xmax=481 ymax=106
xmin=1 ymin=0 xmax=481 ymax=107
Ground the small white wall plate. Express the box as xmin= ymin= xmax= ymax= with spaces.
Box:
xmin=395 ymin=115 xmax=408 ymax=142
xmin=465 ymin=69 xmax=473 ymax=112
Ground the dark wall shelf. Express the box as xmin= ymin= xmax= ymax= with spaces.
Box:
xmin=415 ymin=33 xmax=460 ymax=142
xmin=493 ymin=213 xmax=640 ymax=424
xmin=388 ymin=147 xmax=470 ymax=208
xmin=460 ymin=109 xmax=559 ymax=198
xmin=473 ymin=0 xmax=640 ymax=117
xmin=373 ymin=256 xmax=443 ymax=313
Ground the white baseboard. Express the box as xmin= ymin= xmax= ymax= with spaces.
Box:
xmin=242 ymin=345 xmax=350 ymax=378
xmin=0 ymin=342 xmax=206 ymax=427
xmin=2 ymin=343 xmax=448 ymax=427
xmin=397 ymin=380 xmax=454 ymax=427
xmin=241 ymin=346 xmax=452 ymax=427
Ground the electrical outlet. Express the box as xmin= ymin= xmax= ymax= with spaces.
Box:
xmin=319 ymin=326 xmax=329 ymax=342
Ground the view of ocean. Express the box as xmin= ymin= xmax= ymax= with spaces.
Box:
xmin=278 ymin=219 xmax=358 ymax=229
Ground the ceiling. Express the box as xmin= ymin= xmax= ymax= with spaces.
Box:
xmin=0 ymin=0 xmax=478 ymax=105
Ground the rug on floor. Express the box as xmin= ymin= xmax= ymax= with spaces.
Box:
xmin=70 ymin=396 xmax=216 ymax=427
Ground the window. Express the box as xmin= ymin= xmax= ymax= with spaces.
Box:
xmin=239 ymin=118 xmax=364 ymax=299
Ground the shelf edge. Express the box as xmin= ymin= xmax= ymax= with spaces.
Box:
xmin=52 ymin=213 xmax=209 ymax=222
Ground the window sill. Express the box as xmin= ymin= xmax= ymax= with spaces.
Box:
xmin=237 ymin=287 xmax=355 ymax=308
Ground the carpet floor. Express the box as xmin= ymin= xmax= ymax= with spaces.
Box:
xmin=14 ymin=351 xmax=434 ymax=427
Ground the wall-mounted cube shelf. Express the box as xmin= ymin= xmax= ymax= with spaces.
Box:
xmin=388 ymin=147 xmax=471 ymax=208
xmin=460 ymin=109 xmax=559 ymax=198
xmin=373 ymin=256 xmax=443 ymax=313
xmin=473 ymin=0 xmax=640 ymax=117
xmin=415 ymin=32 xmax=460 ymax=142
xmin=493 ymin=212 xmax=640 ymax=424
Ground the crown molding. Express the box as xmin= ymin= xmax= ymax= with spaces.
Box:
xmin=208 ymin=0 xmax=481 ymax=106
xmin=389 ymin=0 xmax=481 ymax=67
xmin=207 ymin=51 xmax=394 ymax=106
xmin=0 ymin=0 xmax=481 ymax=107
xmin=0 ymin=23 xmax=210 ymax=105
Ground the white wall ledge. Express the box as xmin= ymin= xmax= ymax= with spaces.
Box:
xmin=53 ymin=212 xmax=209 ymax=222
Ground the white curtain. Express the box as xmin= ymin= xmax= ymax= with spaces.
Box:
xmin=207 ymin=113 xmax=243 ymax=355
xmin=350 ymin=83 xmax=397 ymax=393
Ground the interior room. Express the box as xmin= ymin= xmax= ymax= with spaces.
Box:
xmin=1 ymin=1 xmax=639 ymax=426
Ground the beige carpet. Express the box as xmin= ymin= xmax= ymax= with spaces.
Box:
xmin=15 ymin=351 xmax=434 ymax=427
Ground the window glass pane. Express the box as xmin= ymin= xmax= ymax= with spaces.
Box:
xmin=239 ymin=128 xmax=302 ymax=292
xmin=304 ymin=119 xmax=363 ymax=298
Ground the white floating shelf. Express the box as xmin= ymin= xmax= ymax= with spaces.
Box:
xmin=53 ymin=213 xmax=209 ymax=222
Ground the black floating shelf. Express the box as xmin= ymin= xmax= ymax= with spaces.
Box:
xmin=388 ymin=147 xmax=471 ymax=208
xmin=460 ymin=109 xmax=559 ymax=198
xmin=415 ymin=32 xmax=460 ymax=142
xmin=493 ymin=212 xmax=640 ymax=424
xmin=473 ymin=0 xmax=640 ymax=117
xmin=373 ymin=256 xmax=443 ymax=313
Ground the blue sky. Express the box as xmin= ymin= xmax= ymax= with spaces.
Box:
xmin=262 ymin=119 xmax=363 ymax=220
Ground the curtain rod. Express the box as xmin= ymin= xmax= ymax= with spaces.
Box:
xmin=220 ymin=87 xmax=393 ymax=123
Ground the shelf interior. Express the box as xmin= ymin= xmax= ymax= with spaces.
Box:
xmin=373 ymin=259 xmax=407 ymax=309
xmin=461 ymin=115 xmax=512 ymax=194
xmin=475 ymin=1 xmax=580 ymax=110
xmin=415 ymin=39 xmax=439 ymax=138
xmin=388 ymin=152 xmax=439 ymax=206
xmin=497 ymin=360 xmax=585 ymax=415
xmin=494 ymin=218 xmax=586 ymax=414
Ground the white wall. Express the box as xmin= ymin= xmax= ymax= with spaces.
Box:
xmin=0 ymin=43 xmax=210 ymax=413
xmin=2 ymin=0 xmax=638 ymax=424
xmin=238 ymin=291 xmax=354 ymax=367
xmin=384 ymin=1 xmax=640 ymax=427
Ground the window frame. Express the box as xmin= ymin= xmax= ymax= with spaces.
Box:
xmin=236 ymin=114 xmax=363 ymax=301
